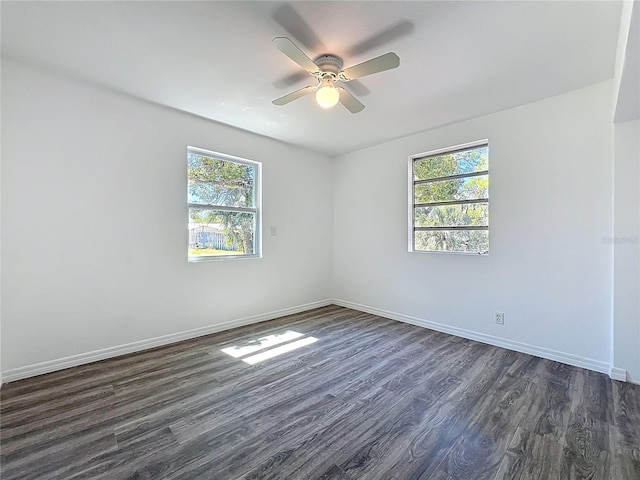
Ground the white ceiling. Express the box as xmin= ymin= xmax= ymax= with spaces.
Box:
xmin=1 ymin=1 xmax=623 ymax=156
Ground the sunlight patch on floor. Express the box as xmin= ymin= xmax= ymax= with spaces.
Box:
xmin=220 ymin=330 xmax=318 ymax=365
xmin=242 ymin=336 xmax=318 ymax=365
xmin=221 ymin=330 xmax=304 ymax=358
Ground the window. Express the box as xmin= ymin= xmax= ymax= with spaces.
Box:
xmin=188 ymin=147 xmax=261 ymax=261
xmin=409 ymin=141 xmax=489 ymax=254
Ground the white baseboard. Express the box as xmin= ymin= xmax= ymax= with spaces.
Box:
xmin=2 ymin=299 xmax=333 ymax=383
xmin=2 ymin=299 xmax=626 ymax=384
xmin=332 ymin=299 xmax=615 ymax=377
xmin=609 ymin=367 xmax=628 ymax=382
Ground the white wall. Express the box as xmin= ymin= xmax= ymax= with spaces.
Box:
xmin=613 ymin=119 xmax=640 ymax=382
xmin=0 ymin=115 xmax=2 ymax=384
xmin=1 ymin=58 xmax=633 ymax=383
xmin=333 ymin=81 xmax=615 ymax=371
xmin=1 ymin=59 xmax=333 ymax=376
xmin=610 ymin=1 xmax=640 ymax=383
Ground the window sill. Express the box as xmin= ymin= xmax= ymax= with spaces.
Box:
xmin=188 ymin=254 xmax=262 ymax=263
xmin=410 ymin=250 xmax=489 ymax=256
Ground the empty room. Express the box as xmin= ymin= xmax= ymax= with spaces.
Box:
xmin=1 ymin=1 xmax=639 ymax=479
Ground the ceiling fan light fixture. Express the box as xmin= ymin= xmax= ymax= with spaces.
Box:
xmin=315 ymin=83 xmax=339 ymax=108
xmin=272 ymin=37 xmax=398 ymax=113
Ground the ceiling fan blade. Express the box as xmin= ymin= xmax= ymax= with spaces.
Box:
xmin=271 ymin=4 xmax=327 ymax=53
xmin=272 ymin=37 xmax=319 ymax=74
xmin=273 ymin=71 xmax=310 ymax=89
xmin=272 ymin=86 xmax=315 ymax=106
xmin=346 ymin=21 xmax=414 ymax=57
xmin=343 ymin=79 xmax=371 ymax=97
xmin=340 ymin=52 xmax=400 ymax=81
xmin=337 ymin=87 xmax=365 ymax=114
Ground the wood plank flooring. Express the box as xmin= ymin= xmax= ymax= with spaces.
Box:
xmin=1 ymin=305 xmax=639 ymax=479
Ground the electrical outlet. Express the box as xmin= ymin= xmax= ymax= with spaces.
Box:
xmin=495 ymin=312 xmax=505 ymax=325
xmin=270 ymin=225 xmax=277 ymax=236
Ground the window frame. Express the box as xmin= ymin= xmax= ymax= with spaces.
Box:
xmin=408 ymin=139 xmax=489 ymax=255
xmin=188 ymin=146 xmax=262 ymax=262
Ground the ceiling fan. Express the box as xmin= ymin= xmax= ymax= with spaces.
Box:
xmin=271 ymin=37 xmax=400 ymax=114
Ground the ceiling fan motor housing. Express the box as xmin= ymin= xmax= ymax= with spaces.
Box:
xmin=314 ymin=54 xmax=343 ymax=74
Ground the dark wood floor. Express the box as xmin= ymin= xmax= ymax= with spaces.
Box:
xmin=1 ymin=305 xmax=639 ymax=479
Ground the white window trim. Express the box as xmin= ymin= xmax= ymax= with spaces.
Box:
xmin=188 ymin=146 xmax=262 ymax=262
xmin=408 ymin=139 xmax=489 ymax=255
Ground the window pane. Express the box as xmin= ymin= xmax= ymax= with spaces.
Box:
xmin=414 ymin=203 xmax=488 ymax=228
xmin=414 ymin=145 xmax=488 ymax=181
xmin=189 ymin=207 xmax=255 ymax=256
xmin=188 ymin=152 xmax=255 ymax=208
xmin=414 ymin=174 xmax=488 ymax=203
xmin=414 ymin=230 xmax=489 ymax=253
